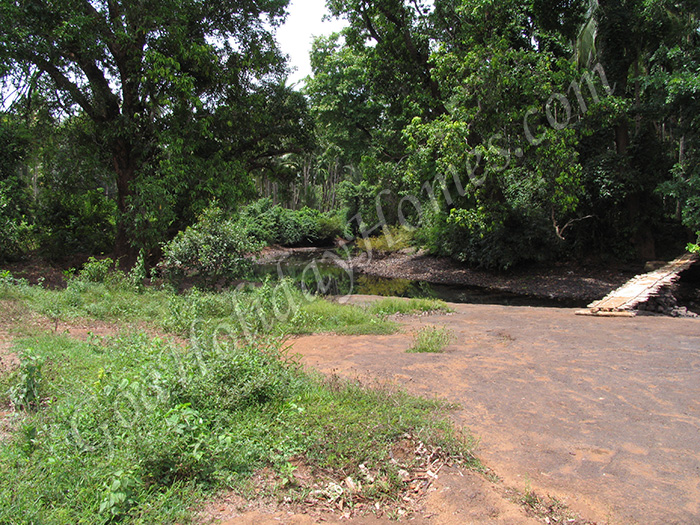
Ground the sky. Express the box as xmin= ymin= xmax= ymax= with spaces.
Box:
xmin=276 ymin=0 xmax=348 ymax=86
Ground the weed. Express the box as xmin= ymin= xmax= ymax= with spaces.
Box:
xmin=77 ymin=256 xmax=116 ymax=283
xmin=407 ymin=326 xmax=454 ymax=353
xmin=98 ymin=469 xmax=139 ymax=520
xmin=8 ymin=350 xmax=43 ymax=411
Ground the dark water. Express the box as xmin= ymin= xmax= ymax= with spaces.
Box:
xmin=253 ymin=250 xmax=587 ymax=309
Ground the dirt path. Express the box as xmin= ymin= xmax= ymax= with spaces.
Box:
xmin=290 ymin=301 xmax=700 ymax=524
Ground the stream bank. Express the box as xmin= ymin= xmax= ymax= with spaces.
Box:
xmin=255 ymin=246 xmax=642 ymax=307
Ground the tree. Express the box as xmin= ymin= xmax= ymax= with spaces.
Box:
xmin=575 ymin=0 xmax=700 ymax=257
xmin=0 ymin=113 xmax=32 ymax=260
xmin=0 ymin=0 xmax=310 ymax=262
xmin=402 ymin=0 xmax=586 ymax=268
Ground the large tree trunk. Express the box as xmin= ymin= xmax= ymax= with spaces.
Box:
xmin=614 ymin=119 xmax=629 ymax=156
xmin=112 ymin=139 xmax=138 ymax=268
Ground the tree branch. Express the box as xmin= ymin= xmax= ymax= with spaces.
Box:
xmin=359 ymin=8 xmax=383 ymax=43
xmin=552 ymin=209 xmax=595 ymax=240
xmin=33 ymin=56 xmax=97 ymax=118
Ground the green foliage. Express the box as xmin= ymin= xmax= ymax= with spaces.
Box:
xmin=407 ymin=326 xmax=454 ymax=354
xmin=237 ymin=198 xmax=348 ymax=247
xmin=285 ymin=298 xmax=398 ymax=336
xmin=0 ymin=182 xmax=33 ymax=262
xmin=366 ymin=297 xmax=453 ymax=317
xmin=76 ymin=257 xmax=116 ymax=283
xmin=308 ymin=0 xmax=699 ymax=266
xmin=0 ymin=116 xmax=33 ymax=261
xmin=337 ymin=179 xmax=384 ymax=232
xmin=36 ymin=188 xmax=117 ymax=258
xmin=7 ymin=350 xmax=43 ymax=411
xmin=0 ymin=0 xmax=313 ymax=259
xmin=0 ymin=288 xmax=472 ymax=523
xmin=358 ymin=225 xmax=414 ymax=253
xmin=160 ymin=205 xmax=264 ymax=286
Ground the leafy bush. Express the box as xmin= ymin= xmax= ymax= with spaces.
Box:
xmin=418 ymin=207 xmax=561 ymax=270
xmin=237 ymin=198 xmax=347 ymax=247
xmin=8 ymin=350 xmax=43 ymax=411
xmin=77 ymin=257 xmax=116 ymax=283
xmin=0 ymin=180 xmax=34 ymax=262
xmin=160 ymin=205 xmax=263 ymax=286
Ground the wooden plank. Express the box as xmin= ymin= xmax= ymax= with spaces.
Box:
xmin=580 ymin=253 xmax=698 ymax=316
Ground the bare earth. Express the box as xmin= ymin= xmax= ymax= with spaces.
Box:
xmin=286 ymin=299 xmax=700 ymax=525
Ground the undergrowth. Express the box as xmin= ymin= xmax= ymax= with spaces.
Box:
xmin=0 ymin=268 xmax=445 ymax=339
xmin=358 ymin=226 xmax=414 ymax=254
xmin=0 ymin=269 xmax=476 ymax=523
xmin=0 ymin=330 xmax=472 ymax=523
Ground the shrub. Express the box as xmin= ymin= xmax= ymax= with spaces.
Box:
xmin=77 ymin=257 xmax=116 ymax=283
xmin=418 ymin=207 xmax=560 ymax=270
xmin=0 ymin=181 xmax=34 ymax=262
xmin=236 ymin=199 xmax=348 ymax=247
xmin=316 ymin=212 xmax=349 ymax=244
xmin=8 ymin=350 xmax=43 ymax=411
xmin=160 ymin=205 xmax=263 ymax=286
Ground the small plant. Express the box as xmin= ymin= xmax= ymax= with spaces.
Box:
xmin=8 ymin=350 xmax=44 ymax=411
xmin=407 ymin=326 xmax=453 ymax=353
xmin=0 ymin=269 xmax=12 ymax=285
xmin=78 ymin=257 xmax=116 ymax=283
xmin=128 ymin=249 xmax=148 ymax=290
xmin=98 ymin=469 xmax=140 ymax=520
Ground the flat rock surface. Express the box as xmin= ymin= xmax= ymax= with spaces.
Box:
xmin=291 ymin=302 xmax=700 ymax=524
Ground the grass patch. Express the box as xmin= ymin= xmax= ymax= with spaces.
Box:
xmin=285 ymin=299 xmax=398 ymax=335
xmin=0 ymin=268 xmax=171 ymax=327
xmin=0 ymin=271 xmax=476 ymax=523
xmin=0 ymin=271 xmax=399 ymax=338
xmin=407 ymin=326 xmax=454 ymax=353
xmin=366 ymin=297 xmax=453 ymax=316
xmin=0 ymin=328 xmax=473 ymax=524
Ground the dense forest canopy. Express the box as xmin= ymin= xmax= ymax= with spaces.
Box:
xmin=1 ymin=0 xmax=699 ymax=269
